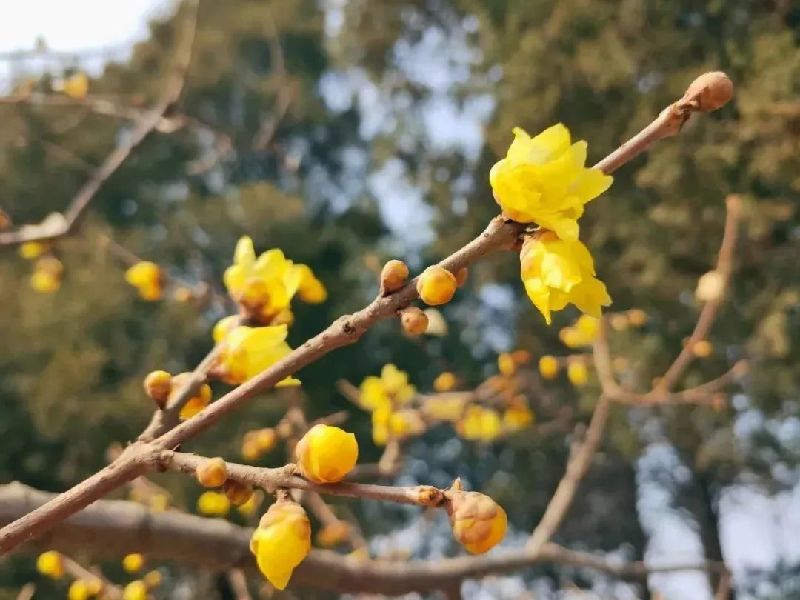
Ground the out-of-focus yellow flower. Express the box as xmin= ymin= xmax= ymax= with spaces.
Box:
xmin=148 ymin=492 xmax=170 ymax=512
xmin=316 ymin=520 xmax=350 ymax=547
xmin=575 ymin=315 xmax=600 ymax=340
xmin=125 ymin=261 xmax=163 ymax=301
xmin=520 ymin=233 xmax=611 ymax=324
xmin=30 ymin=269 xmax=60 ymax=293
xmin=295 ymin=424 xmax=359 ymax=483
xmin=241 ymin=428 xmax=277 ymax=462
xmin=197 ymin=491 xmax=231 ymax=517
xmin=692 ymin=340 xmax=713 ymax=358
xmin=168 ymin=372 xmax=212 ymax=421
xmin=122 ymin=580 xmax=148 ymax=600
xmin=196 ymin=457 xmax=228 ymax=488
xmin=490 ymin=124 xmax=612 ymax=240
xmin=433 ymin=371 xmax=457 ymax=393
xmin=358 ymin=364 xmax=415 ymax=411
xmin=448 ymin=489 xmax=507 ymax=554
xmin=36 ymin=550 xmax=63 ymax=579
xmin=497 ymin=353 xmax=516 ymax=376
xmin=122 ymin=553 xmax=144 ymax=573
xmin=417 ymin=266 xmax=457 ymax=306
xmin=19 ymin=241 xmax=47 ymax=260
xmin=422 ymin=395 xmax=468 ymax=422
xmin=538 ymin=355 xmax=559 ymax=379
xmin=388 ymin=410 xmax=425 ymax=439
xmin=696 ymin=271 xmax=725 ymax=303
xmin=626 ymin=309 xmax=648 ymax=327
xmin=143 ymin=570 xmax=162 ymax=589
xmin=216 ymin=325 xmax=299 ymax=386
xmin=60 ymin=72 xmax=89 ymax=99
xmin=567 ymin=361 xmax=589 ymax=386
xmin=212 ymin=315 xmax=240 ymax=343
xmin=457 ymin=406 xmax=502 ymax=442
xmin=237 ymin=490 xmax=262 ymax=517
xmin=68 ymin=580 xmax=92 ymax=600
xmin=250 ymin=499 xmax=311 ymax=590
xmin=503 ymin=405 xmax=534 ymax=431
xmin=223 ymin=479 xmax=253 ymax=506
xmin=296 ymin=264 xmax=327 ymax=303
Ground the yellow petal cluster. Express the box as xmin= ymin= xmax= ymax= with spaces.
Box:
xmin=68 ymin=579 xmax=101 ymax=600
xmin=456 ymin=406 xmax=502 ymax=442
xmin=295 ymin=424 xmax=359 ymax=483
xmin=19 ymin=241 xmax=48 ymax=260
xmin=490 ymin=124 xmax=612 ymax=241
xmin=125 ymin=261 xmax=163 ymax=301
xmin=520 ymin=233 xmax=611 ymax=324
xmin=241 ymin=427 xmax=278 ymax=461
xmin=538 ymin=355 xmax=559 ymax=379
xmin=448 ymin=489 xmax=507 ymax=554
xmin=122 ymin=581 xmax=148 ymax=600
xmin=560 ymin=315 xmax=601 ymax=348
xmin=503 ymin=404 xmax=534 ymax=431
xmin=216 ymin=324 xmax=299 ymax=386
xmin=224 ymin=236 xmax=324 ymax=323
xmin=250 ymin=499 xmax=311 ymax=590
xmin=358 ymin=364 xmax=415 ymax=411
xmin=372 ymin=407 xmax=425 ymax=445
xmin=36 ymin=550 xmax=63 ymax=579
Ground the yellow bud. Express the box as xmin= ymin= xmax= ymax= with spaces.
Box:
xmin=35 ymin=256 xmax=64 ymax=277
xmin=62 ymin=72 xmax=89 ymax=99
xmin=316 ymin=520 xmax=350 ymax=547
xmin=36 ymin=550 xmax=63 ymax=579
xmin=254 ymin=428 xmax=278 ymax=452
xmin=196 ymin=457 xmax=228 ymax=488
xmin=212 ymin=315 xmax=240 ymax=343
xmin=567 ymin=362 xmax=589 ymax=386
xmin=559 ymin=327 xmax=585 ymax=348
xmin=170 ymin=373 xmax=212 ymax=421
xmin=574 ymin=315 xmax=599 ymax=341
xmin=609 ymin=314 xmax=629 ymax=331
xmin=380 ymin=259 xmax=409 ymax=294
xmin=696 ymin=271 xmax=725 ymax=303
xmin=295 ymin=424 xmax=359 ymax=484
xmin=122 ymin=553 xmax=145 ymax=573
xmin=237 ymin=490 xmax=262 ymax=517
xmin=241 ymin=438 xmax=262 ymax=462
xmin=143 ymin=370 xmax=172 ymax=409
xmin=223 ymin=479 xmax=254 ymax=506
xmin=416 ymin=266 xmax=457 ymax=306
xmin=692 ymin=340 xmax=714 ymax=358
xmin=497 ymin=353 xmax=516 ymax=376
xmin=197 ymin=491 xmax=231 ymax=517
xmin=251 ymin=499 xmax=311 ymax=590
xmin=173 ymin=286 xmax=193 ymax=303
xmin=538 ymin=355 xmax=559 ymax=379
xmin=447 ymin=490 xmax=507 ymax=554
xmin=143 ymin=570 xmax=162 ymax=589
xmin=85 ymin=579 xmax=103 ymax=596
xmin=122 ymin=580 xmax=148 ymax=600
xmin=19 ymin=241 xmax=47 ymax=260
xmin=30 ymin=269 xmax=60 ymax=293
xmin=125 ymin=261 xmax=163 ymax=301
xmin=68 ymin=580 xmax=92 ymax=600
xmin=503 ymin=405 xmax=534 ymax=431
xmin=400 ymin=306 xmax=429 ymax=336
xmin=433 ymin=371 xmax=457 ymax=393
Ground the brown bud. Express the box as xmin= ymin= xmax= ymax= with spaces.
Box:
xmin=380 ymin=260 xmax=410 ymax=295
xmin=223 ymin=479 xmax=254 ymax=506
xmin=400 ymin=306 xmax=429 ymax=336
xmin=683 ymin=71 xmax=733 ymax=112
xmin=446 ymin=488 xmax=507 ymax=554
xmin=143 ymin=370 xmax=172 ymax=409
xmin=455 ymin=267 xmax=468 ymax=287
xmin=196 ymin=457 xmax=228 ymax=488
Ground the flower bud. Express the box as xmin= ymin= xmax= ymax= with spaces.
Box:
xmin=567 ymin=361 xmax=589 ymax=386
xmin=538 ymin=355 xmax=559 ymax=379
xmin=196 ymin=457 xmax=228 ymax=488
xmin=380 ymin=259 xmax=409 ymax=295
xmin=223 ymin=479 xmax=254 ymax=506
xmin=68 ymin=580 xmax=92 ymax=600
xmin=400 ymin=306 xmax=429 ymax=336
xmin=143 ymin=570 xmax=162 ymax=588
xmin=251 ymin=499 xmax=311 ymax=590
xmin=295 ymin=424 xmax=359 ymax=484
xmin=170 ymin=372 xmax=212 ymax=421
xmin=30 ymin=269 xmax=60 ymax=293
xmin=683 ymin=71 xmax=733 ymax=112
xmin=122 ymin=553 xmax=144 ymax=573
xmin=433 ymin=371 xmax=457 ymax=392
xmin=417 ymin=266 xmax=457 ymax=306
xmin=692 ymin=340 xmax=713 ymax=358
xmin=19 ymin=241 xmax=48 ymax=260
xmin=36 ymin=550 xmax=63 ymax=579
xmin=122 ymin=580 xmax=148 ymax=600
xmin=447 ymin=489 xmax=507 ymax=554
xmin=197 ymin=491 xmax=231 ymax=517
xmin=143 ymin=370 xmax=172 ymax=409
xmin=497 ymin=353 xmax=516 ymax=376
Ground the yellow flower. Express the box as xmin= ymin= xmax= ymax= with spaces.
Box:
xmin=503 ymin=405 xmax=534 ymax=431
xmin=448 ymin=490 xmax=507 ymax=554
xmin=237 ymin=491 xmax=262 ymax=517
xmin=417 ymin=266 xmax=457 ymax=306
xmin=692 ymin=340 xmax=713 ymax=358
xmin=224 ymin=236 xmax=321 ymax=321
xmin=358 ymin=364 xmax=416 ymax=411
xmin=122 ymin=553 xmax=144 ymax=573
xmin=433 ymin=371 xmax=457 ymax=393
xmin=250 ymin=499 xmax=311 ymax=590
xmin=457 ymin=406 xmax=502 ymax=442
xmin=143 ymin=570 xmax=162 ymax=589
xmin=143 ymin=370 xmax=172 ymax=408
xmin=125 ymin=261 xmax=163 ymax=301
xmin=212 ymin=315 xmax=240 ymax=343
xmin=567 ymin=361 xmax=589 ymax=386
xmin=122 ymin=581 xmax=148 ymax=600
xmin=520 ymin=233 xmax=611 ymax=324
xmin=30 ymin=269 xmax=60 ymax=293
xmin=575 ymin=315 xmax=600 ymax=341
xmin=422 ymin=395 xmax=468 ymax=422
xmin=68 ymin=580 xmax=92 ymax=600
xmin=538 ymin=355 xmax=559 ymax=379
xmin=216 ymin=325 xmax=299 ymax=386
xmin=388 ymin=409 xmax=425 ymax=439
xmin=19 ymin=241 xmax=49 ymax=260
xmin=36 ymin=550 xmax=63 ymax=579
xmin=490 ymin=124 xmax=612 ymax=240
xmin=295 ymin=424 xmax=359 ymax=483
xmin=197 ymin=491 xmax=231 ymax=517
xmin=497 ymin=353 xmax=516 ymax=376
xmin=61 ymin=72 xmax=89 ymax=99
xmin=168 ymin=373 xmax=212 ymax=421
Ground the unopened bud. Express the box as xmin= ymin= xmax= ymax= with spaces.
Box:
xmin=380 ymin=260 xmax=410 ymax=295
xmin=417 ymin=266 xmax=457 ymax=306
xmin=196 ymin=457 xmax=228 ymax=488
xmin=223 ymin=479 xmax=254 ymax=506
xmin=683 ymin=71 xmax=733 ymax=112
xmin=400 ymin=306 xmax=428 ymax=336
xmin=447 ymin=488 xmax=507 ymax=554
xmin=143 ymin=370 xmax=172 ymax=409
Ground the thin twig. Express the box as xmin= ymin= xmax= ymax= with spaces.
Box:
xmin=227 ymin=568 xmax=253 ymax=600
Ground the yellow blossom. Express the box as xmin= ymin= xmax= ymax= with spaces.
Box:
xmin=433 ymin=371 xmax=457 ymax=393
xmin=36 ymin=550 xmax=63 ymax=579
xmin=143 ymin=571 xmax=162 ymax=589
xmin=68 ymin=580 xmax=92 ymax=600
xmin=358 ymin=364 xmax=415 ymax=411
xmin=125 ymin=261 xmax=162 ymax=301
xmin=197 ymin=491 xmax=230 ymax=517
xmin=250 ymin=499 xmax=311 ymax=590
xmin=122 ymin=553 xmax=144 ymax=573
xmin=692 ymin=340 xmax=713 ymax=358
xmin=212 ymin=315 xmax=240 ymax=343
xmin=168 ymin=373 xmax=212 ymax=420
xmin=448 ymin=489 xmax=507 ymax=554
xmin=422 ymin=395 xmax=468 ymax=422
xmin=143 ymin=370 xmax=172 ymax=408
xmin=296 ymin=264 xmax=327 ymax=303
xmin=30 ymin=269 xmax=60 ymax=293
xmin=122 ymin=581 xmax=148 ymax=600
xmin=295 ymin=424 xmax=359 ymax=483
xmin=538 ymin=355 xmax=559 ymax=379
xmin=61 ymin=72 xmax=89 ymax=99
xmin=567 ymin=362 xmax=589 ymax=386
xmin=216 ymin=325 xmax=299 ymax=386
xmin=503 ymin=405 xmax=534 ymax=431
xmin=19 ymin=241 xmax=47 ymax=260
xmin=497 ymin=353 xmax=516 ymax=376
xmin=490 ymin=124 xmax=612 ymax=240
xmin=457 ymin=406 xmax=502 ymax=442
xmin=520 ymin=233 xmax=611 ymax=324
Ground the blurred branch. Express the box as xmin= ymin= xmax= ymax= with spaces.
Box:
xmin=61 ymin=554 xmax=122 ymax=599
xmin=227 ymin=568 xmax=253 ymax=600
xmin=0 ymin=483 xmax=727 ymax=595
xmin=0 ymin=0 xmax=200 ymax=247
xmin=0 ymin=71 xmax=733 ymax=554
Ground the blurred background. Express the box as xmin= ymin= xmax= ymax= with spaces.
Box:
xmin=1 ymin=1 xmax=799 ymax=598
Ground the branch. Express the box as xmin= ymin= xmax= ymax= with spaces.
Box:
xmin=0 ymin=484 xmax=727 ymax=596
xmin=0 ymin=0 xmax=200 ymax=247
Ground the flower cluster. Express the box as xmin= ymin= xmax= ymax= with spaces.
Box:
xmin=213 ymin=323 xmax=299 ymax=387
xmin=19 ymin=242 xmax=64 ymax=294
xmin=490 ymin=124 xmax=613 ymax=323
xmin=357 ymin=364 xmax=422 ymax=445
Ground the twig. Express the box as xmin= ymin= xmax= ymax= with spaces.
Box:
xmin=227 ymin=568 xmax=253 ymax=600
xmin=61 ymin=554 xmax=122 ymax=599
xmin=0 ymin=0 xmax=200 ymax=247
xmin=14 ymin=584 xmax=35 ymax=600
